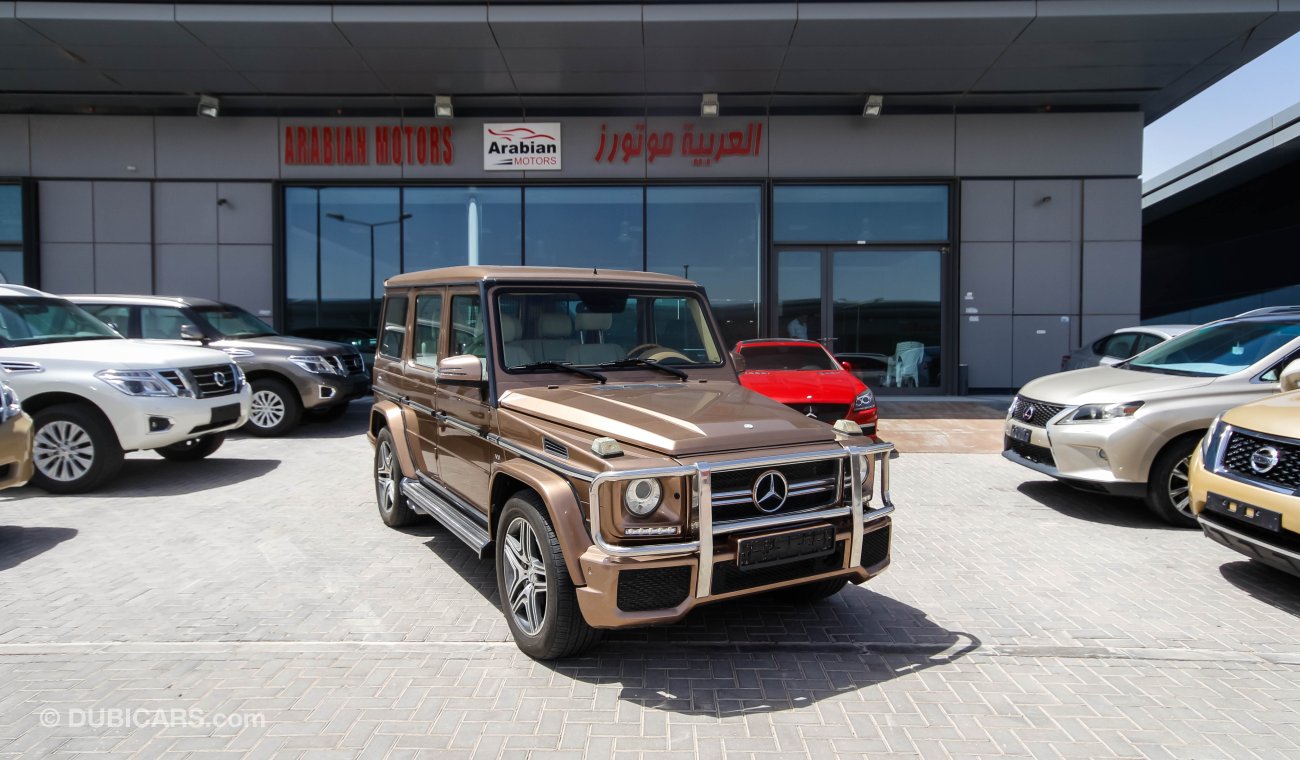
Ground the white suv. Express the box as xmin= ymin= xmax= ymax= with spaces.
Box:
xmin=0 ymin=285 xmax=251 ymax=493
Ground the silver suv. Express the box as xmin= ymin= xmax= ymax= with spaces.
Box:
xmin=70 ymin=296 xmax=368 ymax=436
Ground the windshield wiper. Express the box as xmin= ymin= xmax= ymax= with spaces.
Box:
xmin=508 ymin=361 xmax=607 ymax=383
xmin=596 ymin=357 xmax=688 ymax=380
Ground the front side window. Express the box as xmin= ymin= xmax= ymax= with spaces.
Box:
xmin=413 ymin=293 xmax=443 ymax=367
xmin=496 ymin=288 xmax=722 ymax=371
xmin=1101 ymin=333 xmax=1137 ymax=360
xmin=1127 ymin=320 xmax=1300 ymax=377
xmin=81 ymin=304 xmax=131 ymax=335
xmin=0 ymin=297 xmax=120 ymax=347
xmin=139 ymin=306 xmax=191 ymax=340
xmin=191 ymin=305 xmax=276 ymax=339
xmin=378 ymin=296 xmax=408 ymax=359
xmin=451 ymin=294 xmax=484 ymax=357
xmin=739 ymin=344 xmax=837 ymax=371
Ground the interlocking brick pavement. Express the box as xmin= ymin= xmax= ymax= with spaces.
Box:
xmin=2 ymin=403 xmax=1299 ymax=758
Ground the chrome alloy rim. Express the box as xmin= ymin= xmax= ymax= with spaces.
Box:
xmin=1169 ymin=453 xmax=1192 ymax=517
xmin=376 ymin=439 xmax=396 ymax=513
xmin=249 ymin=389 xmax=286 ymax=429
xmin=33 ymin=420 xmax=95 ymax=482
xmin=503 ymin=517 xmax=548 ymax=636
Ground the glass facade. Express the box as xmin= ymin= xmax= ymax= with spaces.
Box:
xmin=774 ymin=185 xmax=949 ymax=243
xmin=0 ymin=184 xmax=24 ymax=285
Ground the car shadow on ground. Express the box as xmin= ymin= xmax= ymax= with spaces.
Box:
xmin=3 ymin=457 xmax=280 ymax=500
xmin=422 ymin=525 xmax=980 ymax=717
xmin=1016 ymin=480 xmax=1187 ymax=530
xmin=0 ymin=525 xmax=77 ymax=572
xmin=228 ymin=406 xmax=371 ymax=442
xmin=1219 ymin=560 xmax=1300 ymax=617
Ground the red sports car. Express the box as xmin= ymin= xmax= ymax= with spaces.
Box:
xmin=734 ymin=339 xmax=878 ymax=435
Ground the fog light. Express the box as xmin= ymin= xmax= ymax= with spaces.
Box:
xmin=319 ymin=385 xmax=336 ymax=399
xmin=1097 ymin=449 xmax=1108 ymax=461
xmin=624 ymin=526 xmax=680 ymax=537
xmin=148 ymin=416 xmax=173 ymax=432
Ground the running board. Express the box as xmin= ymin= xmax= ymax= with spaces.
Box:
xmin=400 ymin=478 xmax=492 ymax=558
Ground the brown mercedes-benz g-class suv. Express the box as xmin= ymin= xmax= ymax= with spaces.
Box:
xmin=368 ymin=266 xmax=896 ymax=658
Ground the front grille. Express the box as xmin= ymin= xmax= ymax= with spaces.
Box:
xmin=710 ymin=458 xmax=841 ymax=521
xmin=186 ymin=364 xmax=240 ymax=398
xmin=711 ymin=541 xmax=845 ymax=595
xmin=783 ymin=403 xmax=849 ymax=424
xmin=1221 ymin=430 xmax=1300 ymax=491
xmin=1009 ymin=396 xmax=1065 ymax=427
xmin=332 ymin=353 xmax=367 ymax=376
xmin=617 ymin=565 xmax=692 ymax=612
xmin=157 ymin=369 xmax=188 ymax=395
xmin=1005 ymin=436 xmax=1056 ymax=467
xmin=861 ymin=524 xmax=891 ymax=568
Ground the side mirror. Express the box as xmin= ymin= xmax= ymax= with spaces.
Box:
xmin=730 ymin=351 xmax=746 ymax=373
xmin=1280 ymin=359 xmax=1300 ymax=393
xmin=437 ymin=354 xmax=484 ymax=384
xmin=841 ymin=360 xmax=853 ymax=372
xmin=180 ymin=324 xmax=209 ymax=344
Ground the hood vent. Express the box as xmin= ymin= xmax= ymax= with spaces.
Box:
xmin=542 ymin=437 xmax=569 ymax=459
xmin=0 ymin=361 xmax=43 ymax=373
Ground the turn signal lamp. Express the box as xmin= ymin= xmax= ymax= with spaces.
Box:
xmin=592 ymin=437 xmax=624 ymax=457
xmin=833 ymin=420 xmax=864 ymax=436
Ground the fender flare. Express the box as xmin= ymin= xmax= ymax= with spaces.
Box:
xmin=492 ymin=458 xmax=593 ymax=585
xmin=368 ymin=399 xmax=418 ymax=480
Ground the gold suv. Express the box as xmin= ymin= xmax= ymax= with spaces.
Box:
xmin=1190 ymin=361 xmax=1300 ymax=578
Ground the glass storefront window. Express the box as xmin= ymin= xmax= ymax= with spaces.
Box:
xmin=524 ymin=187 xmax=643 ymax=270
xmin=319 ymin=187 xmax=402 ymax=330
xmin=833 ymin=249 xmax=942 ymax=389
xmin=647 ymin=186 xmax=761 ymax=347
xmin=284 ymin=187 xmax=320 ymax=330
xmin=404 ymin=187 xmax=521 ymax=271
xmin=0 ymin=184 xmax=25 ymax=286
xmin=774 ymin=185 xmax=949 ymax=243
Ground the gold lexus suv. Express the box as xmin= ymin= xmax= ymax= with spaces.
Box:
xmin=368 ymin=266 xmax=897 ymax=658
xmin=1190 ymin=361 xmax=1300 ymax=578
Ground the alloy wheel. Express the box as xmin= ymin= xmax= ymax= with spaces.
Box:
xmin=1168 ymin=454 xmax=1192 ymax=517
xmin=33 ymin=420 xmax=95 ymax=482
xmin=503 ymin=517 xmax=548 ymax=636
xmin=376 ymin=439 xmax=396 ymax=513
xmin=249 ymin=389 xmax=286 ymax=429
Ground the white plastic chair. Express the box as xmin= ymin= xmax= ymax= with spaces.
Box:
xmin=889 ymin=341 xmax=925 ymax=387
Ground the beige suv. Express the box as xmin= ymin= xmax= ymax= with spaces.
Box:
xmin=369 ymin=266 xmax=896 ymax=658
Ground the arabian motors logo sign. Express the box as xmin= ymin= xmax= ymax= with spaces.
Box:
xmin=483 ymin=123 xmax=561 ymax=171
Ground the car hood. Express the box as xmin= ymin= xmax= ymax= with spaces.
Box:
xmin=1224 ymin=389 xmax=1300 ymax=432
xmin=500 ymin=381 xmax=838 ymax=456
xmin=0 ymin=339 xmax=234 ymax=369
xmin=738 ymin=369 xmax=864 ymax=404
xmin=1018 ymin=365 xmax=1216 ymax=406
xmin=215 ymin=335 xmax=352 ymax=354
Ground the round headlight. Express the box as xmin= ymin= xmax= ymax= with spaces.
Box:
xmin=623 ymin=478 xmax=663 ymax=516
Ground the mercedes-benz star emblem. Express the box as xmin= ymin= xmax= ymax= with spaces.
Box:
xmin=751 ymin=470 xmax=789 ymax=514
xmin=1021 ymin=404 xmax=1035 ymax=422
xmin=805 ymin=406 xmax=817 ymax=419
xmin=212 ymin=371 xmax=227 ymax=387
xmin=1250 ymin=446 xmax=1281 ymax=474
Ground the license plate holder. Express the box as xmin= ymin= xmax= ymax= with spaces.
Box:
xmin=736 ymin=524 xmax=836 ymax=570
xmin=1206 ymin=492 xmax=1282 ymax=532
xmin=1008 ymin=424 xmax=1033 ymax=444
xmin=209 ymin=403 xmax=241 ymax=427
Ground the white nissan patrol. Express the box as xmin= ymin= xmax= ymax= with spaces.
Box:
xmin=0 ymin=285 xmax=252 ymax=493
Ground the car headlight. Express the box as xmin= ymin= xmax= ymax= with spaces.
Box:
xmin=288 ymin=355 xmax=343 ymax=375
xmin=623 ymin=478 xmax=663 ymax=517
xmin=852 ymin=388 xmax=875 ymax=411
xmin=1201 ymin=413 xmax=1227 ymax=463
xmin=96 ymin=369 xmax=178 ymax=397
xmin=0 ymin=384 xmax=21 ymax=422
xmin=1057 ymin=401 xmax=1145 ymax=424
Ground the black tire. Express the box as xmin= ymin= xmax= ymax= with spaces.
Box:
xmin=156 ymin=433 xmax=225 ymax=462
xmin=1144 ymin=435 xmax=1201 ymax=528
xmin=496 ymin=491 xmax=603 ymax=659
xmin=771 ymin=576 xmax=850 ymax=602
xmin=310 ymin=401 xmax=351 ymax=422
xmin=30 ymin=405 xmax=124 ymax=494
xmin=374 ymin=428 xmax=423 ymax=528
xmin=244 ymin=377 xmax=302 ymax=437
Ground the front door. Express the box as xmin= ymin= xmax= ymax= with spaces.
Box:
xmin=775 ymin=246 xmax=947 ymax=393
xmin=434 ymin=289 xmax=493 ymax=514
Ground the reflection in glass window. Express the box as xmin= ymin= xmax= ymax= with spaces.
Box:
xmin=524 ymin=187 xmax=643 ymax=270
xmin=319 ymin=187 xmax=402 ymax=331
xmin=378 ymin=296 xmax=407 ymax=359
xmin=832 ymin=250 xmax=942 ymax=388
xmin=285 ymin=187 xmax=320 ymax=331
xmin=774 ymin=185 xmax=949 ymax=243
xmin=0 ymin=184 xmax=24 ymax=286
xmin=647 ymin=186 xmax=761 ymax=347
xmin=413 ymin=294 xmax=442 ymax=367
xmin=451 ymin=294 xmax=484 ymax=357
xmin=404 ymin=187 xmax=521 ymax=270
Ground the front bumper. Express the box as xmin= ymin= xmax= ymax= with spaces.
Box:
xmin=296 ymin=372 xmax=370 ymax=410
xmin=0 ymin=413 xmax=34 ymax=490
xmin=573 ymin=441 xmax=896 ymax=628
xmin=1002 ymin=416 xmax=1152 ymax=498
xmin=111 ymin=387 xmax=251 ymax=450
xmin=1190 ymin=452 xmax=1300 ymax=578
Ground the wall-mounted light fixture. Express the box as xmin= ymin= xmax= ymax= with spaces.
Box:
xmin=435 ymin=95 xmax=454 ymax=119
xmin=700 ymin=93 xmax=719 ymax=118
xmin=862 ymin=94 xmax=883 ymax=118
xmin=197 ymin=94 xmax=220 ymax=118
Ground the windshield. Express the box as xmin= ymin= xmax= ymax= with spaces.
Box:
xmin=739 ymin=344 xmax=837 ymax=371
xmin=1126 ymin=319 xmax=1300 ymax=377
xmin=496 ymin=288 xmax=723 ymax=371
xmin=0 ymin=297 xmax=120 ymax=347
xmin=193 ymin=305 xmax=277 ymax=339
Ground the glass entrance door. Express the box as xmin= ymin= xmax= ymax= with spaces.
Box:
xmin=775 ymin=247 xmax=946 ymax=393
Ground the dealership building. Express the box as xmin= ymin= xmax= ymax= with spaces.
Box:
xmin=2 ymin=1 xmax=1297 ymax=393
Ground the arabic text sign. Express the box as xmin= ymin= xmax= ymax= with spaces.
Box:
xmin=594 ymin=121 xmax=762 ymax=167
xmin=483 ymin=123 xmax=562 ymax=171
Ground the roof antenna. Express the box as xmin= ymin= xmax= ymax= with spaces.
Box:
xmin=593 ymin=267 xmax=598 ymax=275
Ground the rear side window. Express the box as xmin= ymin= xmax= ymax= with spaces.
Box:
xmin=379 ymin=296 xmax=408 ymax=359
